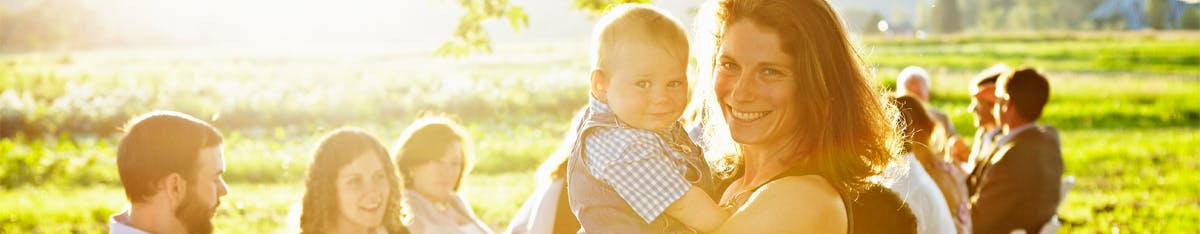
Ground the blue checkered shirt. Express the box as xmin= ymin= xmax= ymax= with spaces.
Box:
xmin=583 ymin=98 xmax=699 ymax=223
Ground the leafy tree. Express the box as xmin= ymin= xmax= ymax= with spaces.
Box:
xmin=1147 ymin=0 xmax=1170 ymax=29
xmin=1184 ymin=6 xmax=1200 ymax=29
xmin=863 ymin=12 xmax=884 ymax=35
xmin=0 ymin=0 xmax=92 ymax=52
xmin=930 ymin=0 xmax=962 ymax=33
xmin=435 ymin=0 xmax=649 ymax=57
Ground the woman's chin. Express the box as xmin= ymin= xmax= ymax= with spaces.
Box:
xmin=725 ymin=118 xmax=774 ymax=144
xmin=730 ymin=132 xmax=765 ymax=145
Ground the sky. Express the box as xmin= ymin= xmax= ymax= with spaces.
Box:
xmin=0 ymin=0 xmax=922 ymax=50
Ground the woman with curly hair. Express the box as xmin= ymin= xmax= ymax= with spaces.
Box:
xmin=300 ymin=127 xmax=408 ymax=234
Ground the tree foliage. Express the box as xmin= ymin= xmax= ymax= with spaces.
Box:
xmin=0 ymin=0 xmax=92 ymax=52
xmin=434 ymin=0 xmax=530 ymax=57
xmin=930 ymin=0 xmax=962 ymax=33
xmin=434 ymin=0 xmax=649 ymax=57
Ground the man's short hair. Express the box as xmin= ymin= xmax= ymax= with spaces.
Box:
xmin=117 ymin=111 xmax=223 ymax=202
xmin=997 ymin=68 xmax=1051 ymax=122
xmin=972 ymin=64 xmax=1009 ymax=90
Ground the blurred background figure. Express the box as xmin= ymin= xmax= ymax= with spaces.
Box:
xmin=505 ymin=107 xmax=584 ymax=234
xmin=394 ymin=115 xmax=492 ymax=234
xmin=962 ymin=64 xmax=1010 ymax=173
xmin=300 ymin=128 xmax=408 ymax=234
xmin=111 ymin=111 xmax=228 ymax=234
xmin=968 ymin=68 xmax=1064 ymax=233
xmin=890 ymin=95 xmax=971 ymax=233
xmin=895 ymin=66 xmax=970 ymax=168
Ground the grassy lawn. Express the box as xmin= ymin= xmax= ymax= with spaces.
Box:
xmin=0 ymin=172 xmax=536 ymax=233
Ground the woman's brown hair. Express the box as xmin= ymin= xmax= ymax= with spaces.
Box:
xmin=694 ymin=0 xmax=903 ymax=195
xmin=300 ymin=127 xmax=408 ymax=234
xmin=892 ymin=95 xmax=936 ymax=156
xmin=392 ymin=114 xmax=474 ymax=191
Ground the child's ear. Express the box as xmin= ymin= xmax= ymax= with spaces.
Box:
xmin=590 ymin=69 xmax=608 ymax=103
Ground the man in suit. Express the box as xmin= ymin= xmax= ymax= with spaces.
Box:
xmin=968 ymin=68 xmax=1064 ymax=233
xmin=962 ymin=64 xmax=1008 ymax=176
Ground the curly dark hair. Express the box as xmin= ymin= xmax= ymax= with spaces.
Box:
xmin=300 ymin=127 xmax=408 ymax=234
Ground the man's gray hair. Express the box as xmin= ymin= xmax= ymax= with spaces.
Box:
xmin=896 ymin=66 xmax=931 ymax=100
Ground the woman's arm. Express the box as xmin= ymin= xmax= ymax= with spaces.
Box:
xmin=711 ymin=175 xmax=847 ymax=234
xmin=664 ymin=186 xmax=729 ymax=232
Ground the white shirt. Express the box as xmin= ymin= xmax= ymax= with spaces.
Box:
xmin=995 ymin=123 xmax=1038 ymax=148
xmin=403 ymin=190 xmax=493 ymax=234
xmin=885 ymin=154 xmax=958 ymax=234
xmin=963 ymin=128 xmax=1002 ymax=173
xmin=109 ymin=210 xmax=151 ymax=234
xmin=504 ymin=178 xmax=566 ymax=234
xmin=980 ymin=128 xmax=1001 ymax=150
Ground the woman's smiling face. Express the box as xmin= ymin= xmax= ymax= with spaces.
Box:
xmin=334 ymin=152 xmax=390 ymax=230
xmin=714 ymin=20 xmax=801 ymax=147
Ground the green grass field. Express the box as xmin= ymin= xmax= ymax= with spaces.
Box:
xmin=1 ymin=32 xmax=1198 ymax=233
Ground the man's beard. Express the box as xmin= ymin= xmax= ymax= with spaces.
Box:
xmin=176 ymin=188 xmax=219 ymax=234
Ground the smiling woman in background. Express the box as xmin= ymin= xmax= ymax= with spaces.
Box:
xmin=300 ymin=127 xmax=409 ymax=234
xmin=393 ymin=115 xmax=492 ymax=234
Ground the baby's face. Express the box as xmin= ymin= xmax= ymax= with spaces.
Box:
xmin=601 ymin=42 xmax=689 ymax=131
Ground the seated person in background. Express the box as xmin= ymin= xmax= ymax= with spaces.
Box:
xmin=300 ymin=128 xmax=408 ymax=234
xmin=969 ymin=68 xmax=1064 ymax=233
xmin=962 ymin=64 xmax=1009 ymax=174
xmin=896 ymin=66 xmax=969 ymax=167
xmin=890 ymin=95 xmax=971 ymax=233
xmin=566 ymin=4 xmax=727 ymax=233
xmin=109 ymin=111 xmax=229 ymax=234
xmin=505 ymin=107 xmax=585 ymax=234
xmin=394 ymin=115 xmax=492 ymax=234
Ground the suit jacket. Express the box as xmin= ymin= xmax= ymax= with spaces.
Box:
xmin=968 ymin=125 xmax=1064 ymax=234
xmin=965 ymin=128 xmax=999 ymax=192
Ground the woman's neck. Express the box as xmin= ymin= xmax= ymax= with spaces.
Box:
xmin=740 ymin=134 xmax=807 ymax=184
xmin=416 ymin=189 xmax=452 ymax=205
xmin=330 ymin=218 xmax=370 ymax=234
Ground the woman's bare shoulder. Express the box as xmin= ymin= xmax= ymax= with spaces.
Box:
xmin=754 ymin=175 xmax=842 ymax=210
xmin=714 ymin=175 xmax=846 ymax=233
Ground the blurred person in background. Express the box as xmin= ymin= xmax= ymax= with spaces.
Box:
xmin=896 ymin=66 xmax=969 ymax=168
xmin=299 ymin=128 xmax=409 ymax=234
xmin=504 ymin=107 xmax=585 ymax=234
xmin=110 ymin=111 xmax=229 ymax=234
xmin=890 ymin=95 xmax=971 ymax=233
xmin=961 ymin=64 xmax=1009 ymax=174
xmin=394 ymin=115 xmax=492 ymax=234
xmin=968 ymin=68 xmax=1063 ymax=233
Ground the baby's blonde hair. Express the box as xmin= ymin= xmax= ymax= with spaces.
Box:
xmin=589 ymin=4 xmax=689 ymax=75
